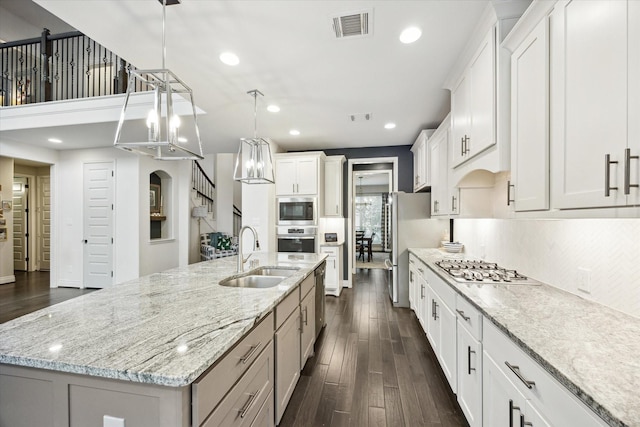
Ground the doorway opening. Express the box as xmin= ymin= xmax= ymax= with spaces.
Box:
xmin=346 ymin=157 xmax=398 ymax=288
xmin=354 ymin=170 xmax=392 ymax=270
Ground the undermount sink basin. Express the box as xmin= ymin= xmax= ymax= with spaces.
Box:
xmin=219 ymin=275 xmax=285 ymax=289
xmin=219 ymin=266 xmax=300 ymax=289
xmin=252 ymin=267 xmax=299 ymax=277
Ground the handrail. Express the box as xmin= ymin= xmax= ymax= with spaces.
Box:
xmin=192 ymin=160 xmax=215 ymax=214
xmin=0 ymin=28 xmax=136 ymax=106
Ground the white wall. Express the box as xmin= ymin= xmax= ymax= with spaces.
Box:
xmin=215 ymin=153 xmax=235 ymax=235
xmin=455 ymin=218 xmax=640 ymax=318
xmin=0 ymin=157 xmax=14 ymax=283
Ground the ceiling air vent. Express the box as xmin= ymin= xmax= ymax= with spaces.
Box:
xmin=332 ymin=9 xmax=372 ymax=39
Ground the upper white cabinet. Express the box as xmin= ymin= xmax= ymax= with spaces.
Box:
xmin=275 ymin=154 xmax=323 ymax=196
xmin=509 ymin=16 xmax=550 ymax=211
xmin=451 ymin=28 xmax=496 ymax=168
xmin=429 ymin=115 xmax=460 ymax=216
xmin=550 ymin=0 xmax=640 ymax=209
xmin=411 ymin=130 xmax=435 ymax=192
xmin=323 ymin=156 xmax=345 ymax=217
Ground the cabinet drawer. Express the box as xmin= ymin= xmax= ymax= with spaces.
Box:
xmin=202 ymin=341 xmax=274 ymax=427
xmin=484 ymin=320 xmax=606 ymax=427
xmin=300 ymin=273 xmax=314 ymax=300
xmin=250 ymin=389 xmax=274 ymax=427
xmin=455 ymin=296 xmax=483 ymax=341
xmin=193 ymin=312 xmax=274 ymax=425
xmin=276 ymin=289 xmax=299 ymax=329
xmin=424 ymin=265 xmax=456 ymax=309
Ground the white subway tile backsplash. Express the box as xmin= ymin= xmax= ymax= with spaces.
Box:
xmin=455 ymin=219 xmax=640 ymax=318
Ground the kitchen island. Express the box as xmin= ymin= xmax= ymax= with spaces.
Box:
xmin=409 ymin=248 xmax=639 ymax=427
xmin=0 ymin=252 xmax=327 ymax=427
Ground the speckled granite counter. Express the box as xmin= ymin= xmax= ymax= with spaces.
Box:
xmin=0 ymin=252 xmax=326 ymax=387
xmin=409 ymin=248 xmax=640 ymax=427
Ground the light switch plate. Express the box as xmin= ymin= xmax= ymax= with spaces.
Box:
xmin=577 ymin=267 xmax=592 ymax=294
xmin=103 ymin=415 xmax=125 ymax=427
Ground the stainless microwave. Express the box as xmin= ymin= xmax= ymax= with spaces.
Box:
xmin=277 ymin=197 xmax=317 ymax=225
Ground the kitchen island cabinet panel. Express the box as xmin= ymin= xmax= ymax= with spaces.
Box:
xmin=300 ymin=284 xmax=316 ymax=367
xmin=275 ymin=307 xmax=301 ymax=424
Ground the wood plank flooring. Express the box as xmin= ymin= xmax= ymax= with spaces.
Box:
xmin=280 ymin=268 xmax=468 ymax=427
xmin=0 ymin=271 xmax=95 ymax=324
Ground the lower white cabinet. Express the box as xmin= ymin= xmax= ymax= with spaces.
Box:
xmin=321 ymin=245 xmax=342 ymax=297
xmin=300 ymin=285 xmax=316 ymax=368
xmin=457 ymin=323 xmax=482 ymax=427
xmin=275 ymin=302 xmax=300 ymax=424
xmin=483 ymin=320 xmax=607 ymax=427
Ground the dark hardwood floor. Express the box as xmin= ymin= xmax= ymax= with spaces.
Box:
xmin=0 ymin=271 xmax=96 ymax=324
xmin=280 ymin=268 xmax=468 ymax=427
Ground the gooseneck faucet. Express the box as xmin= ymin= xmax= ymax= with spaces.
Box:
xmin=237 ymin=226 xmax=260 ymax=273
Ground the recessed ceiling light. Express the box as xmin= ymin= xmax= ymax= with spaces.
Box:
xmin=384 ymin=123 xmax=396 ymax=129
xmin=48 ymin=138 xmax=62 ymax=143
xmin=267 ymin=105 xmax=280 ymax=113
xmin=219 ymin=52 xmax=239 ymax=66
xmin=399 ymin=27 xmax=422 ymax=44
xmin=177 ymin=136 xmax=188 ymax=143
xmin=289 ymin=129 xmax=300 ymax=136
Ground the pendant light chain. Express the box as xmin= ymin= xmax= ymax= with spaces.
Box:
xmin=162 ymin=0 xmax=167 ymax=69
xmin=253 ymin=90 xmax=258 ymax=138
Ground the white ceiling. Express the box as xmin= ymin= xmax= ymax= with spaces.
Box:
xmin=3 ymin=0 xmax=489 ymax=154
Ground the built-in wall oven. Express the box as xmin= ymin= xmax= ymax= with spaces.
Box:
xmin=277 ymin=197 xmax=317 ymax=226
xmin=277 ymin=226 xmax=317 ymax=253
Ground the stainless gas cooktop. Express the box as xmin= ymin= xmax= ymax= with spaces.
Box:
xmin=435 ymin=259 xmax=540 ymax=285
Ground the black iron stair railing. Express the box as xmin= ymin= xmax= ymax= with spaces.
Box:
xmin=1 ymin=28 xmax=138 ymax=106
xmin=192 ymin=160 xmax=215 ymax=214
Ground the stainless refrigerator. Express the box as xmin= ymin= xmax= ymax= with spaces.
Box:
xmin=385 ymin=192 xmax=441 ymax=307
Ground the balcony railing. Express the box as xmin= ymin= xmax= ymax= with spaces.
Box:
xmin=1 ymin=28 xmax=140 ymax=106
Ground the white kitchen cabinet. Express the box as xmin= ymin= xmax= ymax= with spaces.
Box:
xmin=429 ymin=116 xmax=460 ymax=216
xmin=550 ymin=0 xmax=640 ymax=209
xmin=300 ymin=285 xmax=315 ymax=368
xmin=275 ymin=292 xmax=300 ymax=424
xmin=415 ymin=262 xmax=428 ymax=331
xmin=408 ymin=255 xmax=418 ymax=311
xmin=451 ymin=28 xmax=496 ymax=168
xmin=323 ymin=156 xmax=345 ymax=217
xmin=424 ymin=268 xmax=457 ymax=394
xmin=509 ymin=16 xmax=550 ymax=212
xmin=411 ymin=130 xmax=435 ymax=192
xmin=457 ymin=321 xmax=482 ymax=427
xmin=275 ymin=155 xmax=321 ymax=196
xmin=484 ymin=319 xmax=607 ymax=427
xmin=321 ymin=245 xmax=342 ymax=297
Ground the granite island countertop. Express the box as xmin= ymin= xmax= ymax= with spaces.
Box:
xmin=0 ymin=252 xmax=327 ymax=387
xmin=409 ymin=248 xmax=640 ymax=427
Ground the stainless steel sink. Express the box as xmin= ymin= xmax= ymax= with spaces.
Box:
xmin=219 ymin=267 xmax=300 ymax=289
xmin=252 ymin=267 xmax=299 ymax=277
xmin=219 ymin=275 xmax=285 ymax=289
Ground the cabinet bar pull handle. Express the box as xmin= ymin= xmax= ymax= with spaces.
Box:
xmin=240 ymin=342 xmax=262 ymax=364
xmin=452 ymin=195 xmax=457 ymax=212
xmin=304 ymin=307 xmax=308 ymax=325
xmin=432 ymin=299 xmax=436 ymax=319
xmin=239 ymin=390 xmax=260 ymax=418
xmin=507 ymin=180 xmax=515 ymax=206
xmin=336 ymin=204 xmax=339 ymax=214
xmin=505 ymin=361 xmax=536 ymax=389
xmin=521 ymin=414 xmax=533 ymax=427
xmin=434 ymin=301 xmax=439 ymax=320
xmin=467 ymin=346 xmax=476 ymax=374
xmin=418 ymin=267 xmax=424 ymax=273
xmin=605 ymin=154 xmax=619 ymax=196
xmin=461 ymin=137 xmax=465 ymax=156
xmin=420 ymin=284 xmax=425 ymax=299
xmin=624 ymin=148 xmax=639 ymax=195
xmin=463 ymin=135 xmax=470 ymax=154
xmin=509 ymin=399 xmax=520 ymax=427
xmin=456 ymin=309 xmax=470 ymax=322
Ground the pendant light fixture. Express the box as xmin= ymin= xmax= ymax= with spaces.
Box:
xmin=233 ymin=89 xmax=275 ymax=184
xmin=113 ymin=0 xmax=204 ymax=160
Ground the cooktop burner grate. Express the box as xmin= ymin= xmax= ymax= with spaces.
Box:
xmin=435 ymin=259 xmax=540 ymax=285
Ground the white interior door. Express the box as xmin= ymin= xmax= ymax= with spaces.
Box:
xmin=13 ymin=177 xmax=28 ymax=271
xmin=38 ymin=175 xmax=51 ymax=271
xmin=83 ymin=162 xmax=114 ymax=288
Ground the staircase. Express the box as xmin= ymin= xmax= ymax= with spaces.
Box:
xmin=191 ymin=160 xmax=215 ymax=235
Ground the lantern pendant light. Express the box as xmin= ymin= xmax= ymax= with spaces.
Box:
xmin=233 ymin=89 xmax=275 ymax=184
xmin=113 ymin=0 xmax=204 ymax=160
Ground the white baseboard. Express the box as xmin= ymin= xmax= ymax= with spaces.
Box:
xmin=0 ymin=275 xmax=16 ymax=285
xmin=57 ymin=280 xmax=82 ymax=288
xmin=342 ymin=279 xmax=352 ymax=288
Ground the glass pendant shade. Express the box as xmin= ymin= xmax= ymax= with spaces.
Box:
xmin=234 ymin=137 xmax=275 ymax=184
xmin=114 ymin=69 xmax=204 ymax=160
xmin=233 ymin=89 xmax=275 ymax=184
